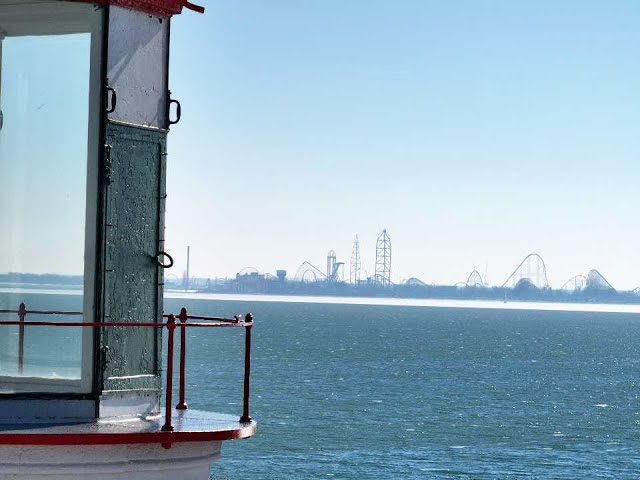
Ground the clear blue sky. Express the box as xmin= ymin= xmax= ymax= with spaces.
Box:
xmin=1 ymin=2 xmax=639 ymax=290
xmin=165 ymin=1 xmax=640 ymax=289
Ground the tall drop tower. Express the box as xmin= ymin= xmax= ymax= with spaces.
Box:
xmin=185 ymin=245 xmax=191 ymax=290
xmin=326 ymin=250 xmax=344 ymax=282
xmin=375 ymin=229 xmax=392 ymax=286
xmin=350 ymin=235 xmax=361 ymax=284
xmin=327 ymin=250 xmax=337 ymax=278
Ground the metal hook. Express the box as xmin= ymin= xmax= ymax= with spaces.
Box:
xmin=157 ymin=251 xmax=174 ymax=269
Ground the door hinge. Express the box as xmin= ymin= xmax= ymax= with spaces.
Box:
xmin=104 ymin=144 xmax=113 ymax=185
xmin=101 ymin=345 xmax=110 ymax=369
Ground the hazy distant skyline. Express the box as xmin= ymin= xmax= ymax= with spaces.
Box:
xmin=2 ymin=2 xmax=639 ymax=290
xmin=165 ymin=1 xmax=640 ymax=289
xmin=162 ymin=233 xmax=622 ymax=291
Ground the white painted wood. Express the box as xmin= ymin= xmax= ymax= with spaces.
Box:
xmin=107 ymin=6 xmax=170 ymax=129
xmin=0 ymin=441 xmax=222 ymax=480
xmin=98 ymin=391 xmax=160 ymax=419
xmin=81 ymin=2 xmax=106 ymax=396
xmin=0 ymin=375 xmax=82 ymax=393
xmin=0 ymin=0 xmax=104 ymax=397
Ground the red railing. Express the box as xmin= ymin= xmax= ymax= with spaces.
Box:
xmin=0 ymin=304 xmax=254 ymax=431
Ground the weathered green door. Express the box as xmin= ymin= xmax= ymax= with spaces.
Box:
xmin=100 ymin=122 xmax=166 ymax=392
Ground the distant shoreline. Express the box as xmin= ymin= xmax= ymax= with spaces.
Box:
xmin=3 ymin=286 xmax=640 ymax=314
xmin=164 ymin=291 xmax=640 ymax=314
xmin=3 ymin=273 xmax=636 ymax=306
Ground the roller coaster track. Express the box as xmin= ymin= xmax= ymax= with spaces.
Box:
xmin=466 ymin=270 xmax=484 ymax=287
xmin=502 ymin=253 xmax=549 ymax=289
xmin=560 ymin=274 xmax=587 ymax=292
xmin=586 ymin=269 xmax=615 ymax=291
xmin=294 ymin=261 xmax=327 ymax=282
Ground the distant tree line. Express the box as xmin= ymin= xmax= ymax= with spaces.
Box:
xmin=0 ymin=273 xmax=83 ymax=287
xmin=196 ymin=275 xmax=640 ymax=305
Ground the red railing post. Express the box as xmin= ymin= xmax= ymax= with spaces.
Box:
xmin=18 ymin=303 xmax=26 ymax=375
xmin=162 ymin=314 xmax=176 ymax=432
xmin=176 ymin=307 xmax=188 ymax=410
xmin=240 ymin=313 xmax=253 ymax=423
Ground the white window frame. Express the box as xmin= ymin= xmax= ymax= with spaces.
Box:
xmin=0 ymin=0 xmax=104 ymax=395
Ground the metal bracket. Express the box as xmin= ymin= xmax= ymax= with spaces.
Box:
xmin=101 ymin=345 xmax=110 ymax=370
xmin=105 ymin=85 xmax=117 ymax=114
xmin=168 ymin=92 xmax=181 ymax=125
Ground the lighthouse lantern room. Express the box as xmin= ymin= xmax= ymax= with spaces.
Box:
xmin=0 ymin=1 xmax=256 ymax=479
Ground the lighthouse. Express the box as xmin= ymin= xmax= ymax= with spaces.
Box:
xmin=0 ymin=1 xmax=256 ymax=479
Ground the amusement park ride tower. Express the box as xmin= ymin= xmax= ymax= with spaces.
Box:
xmin=0 ymin=1 xmax=255 ymax=479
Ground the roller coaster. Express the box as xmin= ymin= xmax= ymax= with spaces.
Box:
xmin=560 ymin=270 xmax=615 ymax=292
xmin=560 ymin=275 xmax=587 ymax=292
xmin=502 ymin=253 xmax=549 ymax=289
xmin=466 ymin=270 xmax=484 ymax=288
xmin=291 ymin=229 xmax=391 ymax=286
xmin=231 ymin=248 xmax=625 ymax=294
xmin=405 ymin=277 xmax=427 ymax=287
xmin=294 ymin=261 xmax=327 ymax=283
xmin=586 ymin=269 xmax=615 ymax=291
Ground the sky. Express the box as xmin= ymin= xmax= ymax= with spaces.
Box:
xmin=165 ymin=1 xmax=640 ymax=289
xmin=1 ymin=2 xmax=639 ymax=290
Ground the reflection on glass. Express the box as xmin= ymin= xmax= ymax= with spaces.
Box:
xmin=0 ymin=34 xmax=90 ymax=387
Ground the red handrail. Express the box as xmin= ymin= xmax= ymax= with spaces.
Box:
xmin=18 ymin=303 xmax=25 ymax=374
xmin=241 ymin=313 xmax=253 ymax=423
xmin=0 ymin=304 xmax=254 ymax=433
xmin=176 ymin=308 xmax=188 ymax=411
xmin=162 ymin=314 xmax=176 ymax=432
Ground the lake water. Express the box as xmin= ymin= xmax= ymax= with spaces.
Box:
xmin=3 ymin=291 xmax=640 ymax=478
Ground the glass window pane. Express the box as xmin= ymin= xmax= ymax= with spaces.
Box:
xmin=0 ymin=33 xmax=90 ymax=391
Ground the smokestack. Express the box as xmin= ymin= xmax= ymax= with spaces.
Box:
xmin=186 ymin=245 xmax=190 ymax=291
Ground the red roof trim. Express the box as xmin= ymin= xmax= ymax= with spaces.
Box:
xmin=77 ymin=0 xmax=204 ymax=18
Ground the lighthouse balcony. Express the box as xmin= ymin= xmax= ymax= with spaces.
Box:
xmin=0 ymin=306 xmax=257 ymax=449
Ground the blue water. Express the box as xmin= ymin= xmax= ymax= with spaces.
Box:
xmin=0 ymin=291 xmax=82 ymax=379
xmin=4 ymin=291 xmax=640 ymax=478
xmin=163 ymin=297 xmax=640 ymax=479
